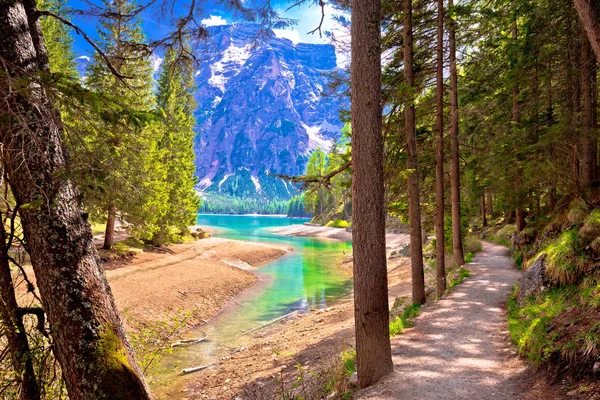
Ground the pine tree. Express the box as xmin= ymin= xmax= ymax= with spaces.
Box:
xmin=80 ymin=0 xmax=168 ymax=247
xmin=153 ymin=48 xmax=200 ymax=244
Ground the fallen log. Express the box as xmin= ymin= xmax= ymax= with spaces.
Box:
xmin=182 ymin=365 xmax=208 ymax=374
xmin=241 ymin=310 xmax=299 ymax=336
xmin=171 ymin=331 xmax=207 ymax=348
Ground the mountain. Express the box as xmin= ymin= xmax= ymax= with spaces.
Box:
xmin=193 ymin=23 xmax=348 ymax=202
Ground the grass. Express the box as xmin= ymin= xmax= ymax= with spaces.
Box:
xmin=489 ymin=224 xmax=516 ymax=247
xmin=390 ymin=303 xmax=422 ymax=336
xmin=535 ymin=229 xmax=584 ymax=286
xmin=447 ymin=267 xmax=471 ymax=291
xmin=507 ymin=274 xmax=600 ymax=369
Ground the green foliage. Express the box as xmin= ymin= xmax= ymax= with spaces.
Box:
xmin=325 ymin=219 xmax=350 ymax=228
xmin=340 ymin=349 xmax=356 ymax=377
xmin=464 ymin=252 xmax=474 ymax=263
xmin=287 ymin=195 xmax=312 ymax=218
xmin=390 ymin=303 xmax=422 ymax=336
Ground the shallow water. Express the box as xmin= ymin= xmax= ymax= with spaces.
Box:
xmin=151 ymin=214 xmax=353 ymax=397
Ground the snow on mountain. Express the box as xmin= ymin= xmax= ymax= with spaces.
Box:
xmin=193 ymin=23 xmax=348 ymax=201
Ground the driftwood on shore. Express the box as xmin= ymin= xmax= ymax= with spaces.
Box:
xmin=241 ymin=310 xmax=299 ymax=336
xmin=182 ymin=365 xmax=209 ymax=374
xmin=171 ymin=331 xmax=207 ymax=348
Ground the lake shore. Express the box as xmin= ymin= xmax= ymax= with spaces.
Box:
xmin=106 ymin=236 xmax=294 ymax=328
xmin=268 ymin=224 xmax=410 ymax=248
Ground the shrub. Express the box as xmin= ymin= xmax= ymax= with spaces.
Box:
xmin=464 ymin=235 xmax=483 ymax=254
xmin=390 ymin=303 xmax=421 ymax=336
xmin=326 ymin=219 xmax=350 ymax=228
xmin=489 ymin=224 xmax=516 ymax=247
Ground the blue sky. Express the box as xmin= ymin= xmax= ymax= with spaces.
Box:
xmin=69 ymin=0 xmax=349 ymax=66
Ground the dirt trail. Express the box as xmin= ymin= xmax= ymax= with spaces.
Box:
xmin=357 ymin=241 xmax=530 ymax=400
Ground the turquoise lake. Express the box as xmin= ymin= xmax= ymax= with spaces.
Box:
xmin=153 ymin=214 xmax=353 ymax=395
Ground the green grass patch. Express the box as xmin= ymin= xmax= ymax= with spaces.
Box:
xmin=489 ymin=224 xmax=516 ymax=247
xmin=340 ymin=349 xmax=356 ymax=377
xmin=447 ymin=267 xmax=471 ymax=291
xmin=535 ymin=229 xmax=583 ymax=285
xmin=464 ymin=252 xmax=474 ymax=263
xmin=464 ymin=235 xmax=483 ymax=254
xmin=507 ymin=286 xmax=570 ymax=365
xmin=390 ymin=303 xmax=422 ymax=336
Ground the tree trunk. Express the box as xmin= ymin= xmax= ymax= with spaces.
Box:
xmin=574 ymin=0 xmax=600 ymax=63
xmin=435 ymin=0 xmax=446 ymax=298
xmin=481 ymin=192 xmax=487 ymax=227
xmin=350 ymin=0 xmax=393 ymax=387
xmin=582 ymin=33 xmax=596 ymax=187
xmin=0 ymin=1 xmax=153 ymax=399
xmin=104 ymin=203 xmax=117 ymax=250
xmin=404 ymin=0 xmax=426 ymax=305
xmin=512 ymin=1 xmax=526 ymax=233
xmin=486 ymin=191 xmax=494 ymax=218
xmin=0 ymin=214 xmax=41 ymax=400
xmin=448 ymin=0 xmax=464 ymax=266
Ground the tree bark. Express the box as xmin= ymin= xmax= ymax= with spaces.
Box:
xmin=435 ymin=0 xmax=446 ymax=298
xmin=512 ymin=1 xmax=526 ymax=233
xmin=481 ymin=192 xmax=487 ymax=227
xmin=448 ymin=0 xmax=464 ymax=266
xmin=103 ymin=203 xmax=117 ymax=250
xmin=486 ymin=191 xmax=494 ymax=218
xmin=0 ymin=214 xmax=41 ymax=400
xmin=0 ymin=1 xmax=153 ymax=398
xmin=574 ymin=0 xmax=600 ymax=63
xmin=404 ymin=0 xmax=426 ymax=305
xmin=581 ymin=32 xmax=596 ymax=188
xmin=351 ymin=0 xmax=393 ymax=387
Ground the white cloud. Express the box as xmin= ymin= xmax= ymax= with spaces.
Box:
xmin=150 ymin=54 xmax=163 ymax=73
xmin=201 ymin=15 xmax=227 ymax=27
xmin=273 ymin=29 xmax=303 ymax=44
xmin=77 ymin=55 xmax=90 ymax=61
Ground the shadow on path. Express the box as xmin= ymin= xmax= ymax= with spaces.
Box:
xmin=357 ymin=242 xmax=533 ymax=400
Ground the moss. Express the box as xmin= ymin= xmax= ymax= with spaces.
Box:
xmin=91 ymin=325 xmax=147 ymax=399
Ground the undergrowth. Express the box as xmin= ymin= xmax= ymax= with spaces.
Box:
xmin=390 ymin=303 xmax=422 ymax=336
xmin=507 ymin=275 xmax=600 ymax=371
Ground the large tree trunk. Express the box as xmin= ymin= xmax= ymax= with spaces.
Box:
xmin=0 ymin=1 xmax=153 ymax=399
xmin=448 ymin=0 xmax=465 ymax=266
xmin=512 ymin=1 xmax=526 ymax=234
xmin=350 ymin=0 xmax=393 ymax=387
xmin=103 ymin=203 xmax=117 ymax=250
xmin=574 ymin=0 xmax=600 ymax=63
xmin=0 ymin=214 xmax=41 ymax=400
xmin=435 ymin=0 xmax=446 ymax=298
xmin=582 ymin=33 xmax=596 ymax=188
xmin=404 ymin=0 xmax=426 ymax=305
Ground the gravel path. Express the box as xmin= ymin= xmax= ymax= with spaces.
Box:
xmin=357 ymin=241 xmax=531 ymax=400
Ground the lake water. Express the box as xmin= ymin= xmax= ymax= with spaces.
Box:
xmin=152 ymin=214 xmax=353 ymax=396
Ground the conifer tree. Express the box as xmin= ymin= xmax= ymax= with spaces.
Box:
xmin=81 ymin=0 xmax=168 ymax=247
xmin=153 ymin=48 xmax=200 ymax=244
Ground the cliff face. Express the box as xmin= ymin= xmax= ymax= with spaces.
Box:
xmin=193 ymin=23 xmax=347 ymax=201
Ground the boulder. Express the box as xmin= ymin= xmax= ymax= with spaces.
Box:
xmin=390 ymin=244 xmax=411 ymax=259
xmin=517 ymin=254 xmax=551 ymax=304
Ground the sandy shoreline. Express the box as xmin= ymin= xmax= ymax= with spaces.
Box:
xmin=268 ymin=224 xmax=410 ymax=249
xmin=106 ymin=237 xmax=293 ymax=328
